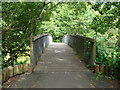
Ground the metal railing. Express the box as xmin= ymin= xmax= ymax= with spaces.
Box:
xmin=63 ymin=35 xmax=96 ymax=65
xmin=30 ymin=34 xmax=52 ymax=69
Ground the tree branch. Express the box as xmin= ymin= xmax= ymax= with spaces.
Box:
xmin=5 ymin=42 xmax=25 ymax=63
xmin=37 ymin=2 xmax=62 ymax=21
xmin=47 ymin=2 xmax=61 ymax=11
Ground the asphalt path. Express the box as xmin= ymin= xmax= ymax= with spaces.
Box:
xmin=9 ymin=43 xmax=116 ymax=88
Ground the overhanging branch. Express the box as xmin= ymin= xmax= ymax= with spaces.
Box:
xmin=47 ymin=2 xmax=61 ymax=11
xmin=37 ymin=2 xmax=62 ymax=21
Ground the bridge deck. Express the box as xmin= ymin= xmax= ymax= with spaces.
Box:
xmin=9 ymin=43 xmax=116 ymax=88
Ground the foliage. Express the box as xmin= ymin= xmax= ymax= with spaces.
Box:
xmin=96 ymin=72 xmax=103 ymax=80
xmin=96 ymin=71 xmax=116 ymax=80
xmin=14 ymin=56 xmax=30 ymax=65
xmin=39 ymin=2 xmax=95 ymax=42
xmin=91 ymin=2 xmax=120 ymax=70
xmin=96 ymin=30 xmax=119 ymax=66
xmin=2 ymin=2 xmax=60 ymax=68
xmin=91 ymin=2 xmax=119 ymax=33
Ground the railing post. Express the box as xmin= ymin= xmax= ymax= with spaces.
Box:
xmin=0 ymin=30 xmax=1 ymax=68
xmin=30 ymin=34 xmax=34 ymax=71
xmin=82 ymin=38 xmax=85 ymax=61
xmin=91 ymin=37 xmax=96 ymax=65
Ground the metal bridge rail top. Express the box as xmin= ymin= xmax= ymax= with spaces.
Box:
xmin=64 ymin=34 xmax=96 ymax=42
xmin=33 ymin=33 xmax=51 ymax=42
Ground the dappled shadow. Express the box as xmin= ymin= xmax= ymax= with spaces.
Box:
xmin=8 ymin=43 xmax=118 ymax=88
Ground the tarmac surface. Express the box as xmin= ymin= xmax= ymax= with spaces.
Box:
xmin=9 ymin=43 xmax=117 ymax=88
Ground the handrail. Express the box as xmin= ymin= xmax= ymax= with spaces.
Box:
xmin=63 ymin=34 xmax=95 ymax=42
xmin=33 ymin=34 xmax=51 ymax=41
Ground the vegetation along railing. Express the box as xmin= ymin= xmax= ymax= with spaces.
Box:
xmin=1 ymin=34 xmax=52 ymax=84
xmin=63 ymin=35 xmax=120 ymax=80
xmin=62 ymin=34 xmax=96 ymax=65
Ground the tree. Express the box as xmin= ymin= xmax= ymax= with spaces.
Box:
xmin=2 ymin=2 xmax=61 ymax=68
xmin=90 ymin=2 xmax=120 ymax=68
